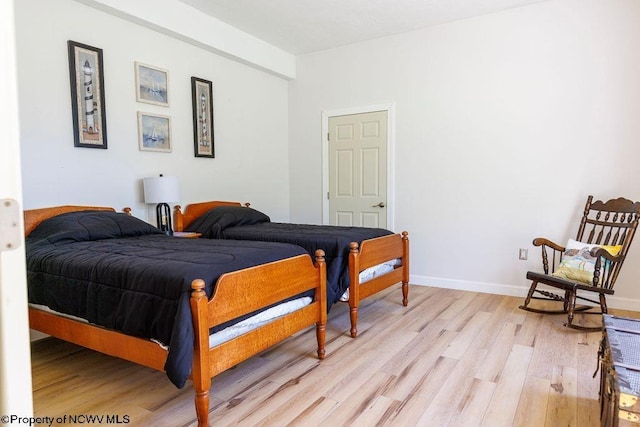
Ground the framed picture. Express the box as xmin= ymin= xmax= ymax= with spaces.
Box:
xmin=137 ymin=112 xmax=171 ymax=152
xmin=135 ymin=62 xmax=169 ymax=106
xmin=68 ymin=40 xmax=107 ymax=149
xmin=191 ymin=77 xmax=215 ymax=158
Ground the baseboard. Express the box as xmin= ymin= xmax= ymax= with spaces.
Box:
xmin=607 ymin=295 xmax=640 ymax=312
xmin=410 ymin=274 xmax=528 ymax=298
xmin=410 ymin=274 xmax=640 ymax=311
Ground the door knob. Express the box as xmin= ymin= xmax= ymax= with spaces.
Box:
xmin=372 ymin=202 xmax=386 ymax=208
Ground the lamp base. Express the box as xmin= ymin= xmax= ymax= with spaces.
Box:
xmin=156 ymin=203 xmax=173 ymax=235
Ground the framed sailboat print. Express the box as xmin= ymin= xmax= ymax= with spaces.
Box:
xmin=135 ymin=62 xmax=169 ymax=107
xmin=68 ymin=40 xmax=108 ymax=149
xmin=191 ymin=77 xmax=215 ymax=158
xmin=137 ymin=112 xmax=171 ymax=153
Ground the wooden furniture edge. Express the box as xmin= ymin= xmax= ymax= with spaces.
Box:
xmin=347 ymin=231 xmax=410 ymax=338
xmin=29 ymin=308 xmax=167 ymax=370
xmin=24 ymin=205 xmax=115 ymax=236
xmin=190 ymin=250 xmax=327 ymax=424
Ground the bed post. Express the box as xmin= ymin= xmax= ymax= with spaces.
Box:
xmin=314 ymin=250 xmax=327 ymax=360
xmin=402 ymin=231 xmax=410 ymax=307
xmin=347 ymin=242 xmax=361 ymax=338
xmin=174 ymin=205 xmax=184 ymax=232
xmin=190 ymin=279 xmax=210 ymax=427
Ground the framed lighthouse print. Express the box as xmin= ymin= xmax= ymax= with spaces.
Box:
xmin=191 ymin=77 xmax=215 ymax=158
xmin=67 ymin=40 xmax=107 ymax=149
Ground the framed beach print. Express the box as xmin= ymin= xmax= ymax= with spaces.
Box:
xmin=68 ymin=40 xmax=107 ymax=149
xmin=135 ymin=62 xmax=169 ymax=106
xmin=137 ymin=112 xmax=171 ymax=152
xmin=191 ymin=77 xmax=215 ymax=158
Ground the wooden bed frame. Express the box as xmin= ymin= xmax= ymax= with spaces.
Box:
xmin=174 ymin=200 xmax=410 ymax=338
xmin=25 ymin=205 xmax=327 ymax=427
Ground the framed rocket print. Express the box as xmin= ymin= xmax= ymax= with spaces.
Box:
xmin=191 ymin=77 xmax=215 ymax=158
xmin=67 ymin=40 xmax=108 ymax=149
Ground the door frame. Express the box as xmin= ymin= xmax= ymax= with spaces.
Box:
xmin=321 ymin=102 xmax=396 ymax=229
xmin=0 ymin=0 xmax=33 ymax=416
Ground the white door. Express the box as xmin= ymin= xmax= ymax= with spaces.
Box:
xmin=328 ymin=111 xmax=387 ymax=228
xmin=0 ymin=0 xmax=33 ymax=417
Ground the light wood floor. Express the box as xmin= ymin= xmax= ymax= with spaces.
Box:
xmin=31 ymin=285 xmax=639 ymax=426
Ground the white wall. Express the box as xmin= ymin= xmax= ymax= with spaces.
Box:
xmin=15 ymin=0 xmax=640 ymax=309
xmin=289 ymin=0 xmax=640 ymax=307
xmin=16 ymin=0 xmax=293 ymax=223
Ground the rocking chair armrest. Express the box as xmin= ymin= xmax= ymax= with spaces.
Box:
xmin=532 ymin=237 xmax=565 ymax=275
xmin=532 ymin=238 xmax=565 ymax=252
xmin=589 ymin=247 xmax=623 ymax=263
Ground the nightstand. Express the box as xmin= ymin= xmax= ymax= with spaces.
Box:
xmin=172 ymin=232 xmax=202 ymax=238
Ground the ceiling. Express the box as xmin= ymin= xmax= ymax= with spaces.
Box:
xmin=179 ymin=0 xmax=548 ymax=55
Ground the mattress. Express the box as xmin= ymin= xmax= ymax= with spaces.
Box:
xmin=338 ymin=259 xmax=401 ymax=301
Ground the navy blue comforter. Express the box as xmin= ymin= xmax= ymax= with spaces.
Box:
xmin=185 ymin=206 xmax=393 ymax=308
xmin=26 ymin=210 xmax=308 ymax=388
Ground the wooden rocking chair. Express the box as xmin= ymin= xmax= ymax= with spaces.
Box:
xmin=520 ymin=195 xmax=640 ymax=331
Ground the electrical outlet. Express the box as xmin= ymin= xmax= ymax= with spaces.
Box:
xmin=519 ymin=248 xmax=528 ymax=260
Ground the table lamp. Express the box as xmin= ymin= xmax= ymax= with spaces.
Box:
xmin=143 ymin=174 xmax=180 ymax=235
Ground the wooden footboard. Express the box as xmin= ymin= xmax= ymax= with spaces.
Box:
xmin=347 ymin=231 xmax=409 ymax=338
xmin=190 ymin=250 xmax=326 ymax=426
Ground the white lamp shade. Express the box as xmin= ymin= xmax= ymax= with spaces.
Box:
xmin=143 ymin=176 xmax=180 ymax=204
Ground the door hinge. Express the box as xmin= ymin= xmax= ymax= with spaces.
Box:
xmin=0 ymin=198 xmax=21 ymax=251
xmin=327 ymin=192 xmax=330 ymax=200
xmin=327 ymin=132 xmax=330 ymax=142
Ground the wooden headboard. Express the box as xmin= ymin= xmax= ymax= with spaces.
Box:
xmin=23 ymin=205 xmax=115 ymax=236
xmin=174 ymin=201 xmax=248 ymax=231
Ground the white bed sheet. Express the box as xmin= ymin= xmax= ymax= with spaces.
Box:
xmin=29 ymin=295 xmax=313 ymax=349
xmin=338 ymin=258 xmax=402 ymax=302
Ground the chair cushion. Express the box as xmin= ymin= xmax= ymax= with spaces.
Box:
xmin=552 ymin=239 xmax=622 ymax=284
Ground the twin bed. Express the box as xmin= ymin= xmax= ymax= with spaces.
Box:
xmin=25 ymin=202 xmax=410 ymax=425
xmin=25 ymin=205 xmax=327 ymax=427
xmin=174 ymin=200 xmax=410 ymax=338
